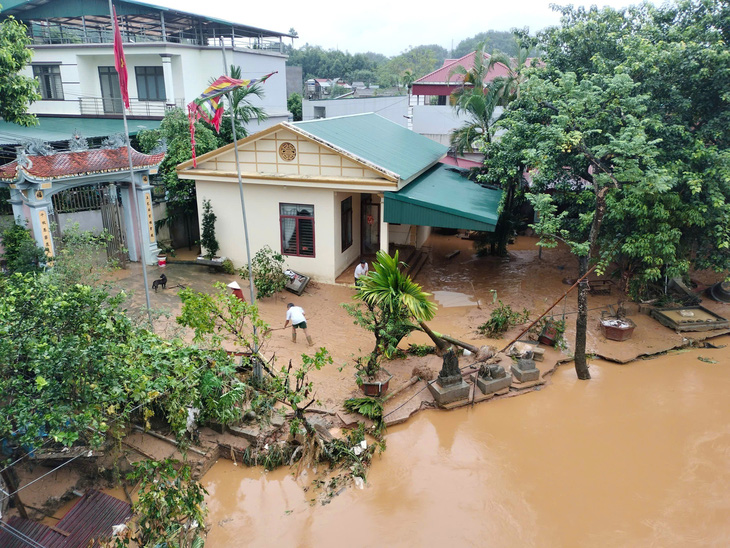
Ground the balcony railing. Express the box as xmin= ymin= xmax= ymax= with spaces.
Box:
xmin=26 ymin=22 xmax=285 ymax=53
xmin=79 ymin=97 xmax=185 ymax=117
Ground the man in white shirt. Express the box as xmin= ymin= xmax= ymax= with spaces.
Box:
xmin=354 ymin=260 xmax=369 ymax=286
xmin=284 ymin=303 xmax=313 ymax=345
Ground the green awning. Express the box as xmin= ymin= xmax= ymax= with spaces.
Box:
xmin=384 ymin=164 xmax=502 ymax=231
xmin=0 ymin=117 xmax=161 ymax=146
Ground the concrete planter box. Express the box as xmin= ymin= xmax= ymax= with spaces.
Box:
xmin=476 ymin=374 xmax=512 ymax=395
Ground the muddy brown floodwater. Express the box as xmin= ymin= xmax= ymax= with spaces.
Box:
xmin=203 ymin=335 xmax=730 ymax=547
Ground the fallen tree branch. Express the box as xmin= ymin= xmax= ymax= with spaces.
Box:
xmin=131 ymin=425 xmax=207 ymax=456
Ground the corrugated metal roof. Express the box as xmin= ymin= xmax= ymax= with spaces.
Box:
xmin=384 ymin=164 xmax=502 ymax=231
xmin=0 ymin=117 xmax=161 ymax=146
xmin=0 ymin=490 xmax=131 ymax=548
xmin=293 ymin=113 xmax=447 ymax=183
xmin=0 ymin=0 xmax=293 ymax=37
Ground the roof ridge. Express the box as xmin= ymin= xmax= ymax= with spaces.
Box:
xmin=415 ymin=50 xmax=490 ymax=83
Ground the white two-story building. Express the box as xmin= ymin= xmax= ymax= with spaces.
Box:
xmin=0 ymin=0 xmax=294 ymax=147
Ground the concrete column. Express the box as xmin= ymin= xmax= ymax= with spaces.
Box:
xmin=379 ymin=195 xmax=389 ymax=254
xmin=135 ymin=173 xmax=161 ymax=265
xmin=160 ymin=54 xmax=175 ymax=105
xmin=26 ymin=201 xmax=55 ymax=258
xmin=8 ymin=188 xmax=25 ymax=224
xmin=119 ymin=185 xmax=138 ymax=261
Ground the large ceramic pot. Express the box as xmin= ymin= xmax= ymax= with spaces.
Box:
xmin=600 ymin=318 xmax=636 ymax=341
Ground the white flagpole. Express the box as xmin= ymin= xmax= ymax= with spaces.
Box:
xmin=220 ymin=39 xmax=261 ymax=379
xmin=108 ymin=0 xmax=153 ymax=330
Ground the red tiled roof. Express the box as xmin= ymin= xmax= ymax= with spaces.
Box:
xmin=0 ymin=147 xmax=165 ymax=182
xmin=414 ymin=51 xmax=511 ymax=86
xmin=0 ymin=490 xmax=132 ymax=548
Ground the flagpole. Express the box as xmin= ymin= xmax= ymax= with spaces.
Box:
xmin=108 ymin=0 xmax=153 ymax=330
xmin=220 ymin=39 xmax=261 ymax=379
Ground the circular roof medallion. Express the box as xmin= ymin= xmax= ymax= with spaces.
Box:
xmin=279 ymin=142 xmax=297 ymax=162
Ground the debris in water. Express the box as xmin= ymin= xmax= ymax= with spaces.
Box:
xmin=698 ymin=356 xmax=718 ymax=364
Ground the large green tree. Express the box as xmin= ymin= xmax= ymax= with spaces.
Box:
xmin=0 ymin=273 xmax=245 ymax=459
xmin=137 ymin=108 xmax=218 ymax=247
xmin=484 ymin=1 xmax=730 ymax=379
xmin=453 ymin=30 xmax=528 ymax=58
xmin=0 ymin=6 xmax=39 ymax=126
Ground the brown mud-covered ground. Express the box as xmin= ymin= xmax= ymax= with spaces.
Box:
xmin=8 ymin=234 xmax=729 ymax=522
xmin=113 ymin=234 xmax=728 ymax=422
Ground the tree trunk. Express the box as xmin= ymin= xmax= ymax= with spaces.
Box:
xmin=574 ymin=256 xmax=591 ymax=380
xmin=418 ymin=321 xmax=450 ymax=352
xmin=2 ymin=468 xmax=28 ymax=519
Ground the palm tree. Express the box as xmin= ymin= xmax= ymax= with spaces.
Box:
xmin=484 ymin=41 xmax=532 ymax=107
xmin=215 ymin=65 xmax=268 ymax=145
xmin=357 ymin=250 xmax=448 ymax=352
xmin=402 ymin=69 xmax=415 ymax=98
xmin=448 ymin=41 xmax=500 ymax=155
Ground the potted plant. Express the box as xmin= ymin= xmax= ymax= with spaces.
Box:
xmin=344 ymin=250 xmax=441 ymax=397
xmin=196 ymin=199 xmax=226 ymax=267
xmin=354 ymin=356 xmax=392 ymax=397
xmin=199 ymin=199 xmax=220 ymax=261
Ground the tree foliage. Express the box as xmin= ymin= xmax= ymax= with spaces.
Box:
xmin=287 ymin=44 xmax=379 ymax=80
xmin=0 ymin=273 xmax=246 ymax=459
xmin=137 ymin=108 xmax=219 ymax=233
xmin=0 ymin=223 xmax=46 ymax=273
xmin=239 ymin=245 xmax=289 ymax=299
xmin=287 ymin=92 xmax=302 ymax=121
xmin=483 ymin=0 xmax=730 ymax=378
xmin=346 ymin=251 xmax=443 ymax=378
xmin=199 ymin=199 xmax=219 ymax=259
xmin=0 ymin=8 xmax=40 ymax=126
xmin=178 ymin=282 xmax=268 ymax=356
xmin=376 ymin=45 xmax=446 ymax=88
xmin=112 ymin=459 xmax=207 ymax=548
xmin=453 ymin=30 xmax=528 ymax=58
xmin=448 ymin=41 xmax=500 ymax=155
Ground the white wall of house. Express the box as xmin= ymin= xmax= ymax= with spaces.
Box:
xmin=302 ymin=96 xmax=408 ymax=125
xmin=24 ymin=44 xmax=289 ymax=129
xmin=388 ymin=224 xmax=411 ymax=245
xmin=412 ymin=104 xmax=504 ymax=146
xmin=416 ymin=225 xmax=431 ymax=248
xmin=196 ymin=180 xmax=351 ymax=283
xmin=333 ymin=191 xmax=362 ymax=274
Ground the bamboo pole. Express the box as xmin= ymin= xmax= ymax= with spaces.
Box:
xmin=499 ymin=263 xmax=599 ymax=353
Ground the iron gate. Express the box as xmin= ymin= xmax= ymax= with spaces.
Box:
xmin=50 ymin=184 xmax=128 ymax=267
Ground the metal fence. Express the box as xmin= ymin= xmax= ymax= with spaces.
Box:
xmin=26 ymin=22 xmax=285 ymax=52
xmin=52 ymin=184 xmax=110 ymax=214
xmin=79 ymin=97 xmax=185 ymax=117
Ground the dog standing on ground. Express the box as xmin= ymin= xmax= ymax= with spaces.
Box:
xmin=152 ymin=273 xmax=167 ymax=292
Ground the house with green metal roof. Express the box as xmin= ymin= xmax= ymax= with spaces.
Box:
xmin=177 ymin=113 xmax=501 ymax=283
xmin=0 ymin=0 xmax=294 ymax=148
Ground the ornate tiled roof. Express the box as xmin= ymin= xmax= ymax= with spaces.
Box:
xmin=0 ymin=147 xmax=165 ymax=182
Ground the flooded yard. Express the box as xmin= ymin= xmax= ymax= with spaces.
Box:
xmin=203 ymin=336 xmax=730 ymax=547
